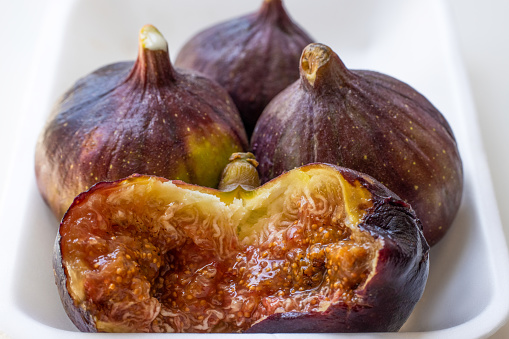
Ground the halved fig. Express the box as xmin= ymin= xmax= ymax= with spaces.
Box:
xmin=54 ymin=156 xmax=429 ymax=333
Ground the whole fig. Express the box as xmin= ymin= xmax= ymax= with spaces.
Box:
xmin=175 ymin=0 xmax=313 ymax=137
xmin=251 ymin=43 xmax=463 ymax=246
xmin=54 ymin=154 xmax=428 ymax=332
xmin=35 ymin=25 xmax=248 ymax=219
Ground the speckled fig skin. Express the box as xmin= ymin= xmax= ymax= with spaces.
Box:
xmin=175 ymin=0 xmax=313 ymax=137
xmin=251 ymin=43 xmax=463 ymax=246
xmin=35 ymin=25 xmax=248 ymax=219
xmin=54 ymin=163 xmax=428 ymax=333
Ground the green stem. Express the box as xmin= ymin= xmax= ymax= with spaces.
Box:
xmin=218 ymin=153 xmax=261 ymax=192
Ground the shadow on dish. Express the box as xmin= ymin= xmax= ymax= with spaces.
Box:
xmin=402 ymin=178 xmax=491 ymax=331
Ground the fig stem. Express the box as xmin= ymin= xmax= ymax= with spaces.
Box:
xmin=300 ymin=43 xmax=353 ymax=91
xmin=258 ymin=0 xmax=291 ymax=27
xmin=218 ymin=153 xmax=261 ymax=192
xmin=126 ymin=24 xmax=176 ymax=86
xmin=301 ymin=43 xmax=331 ymax=86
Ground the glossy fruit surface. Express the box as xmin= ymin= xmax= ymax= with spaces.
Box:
xmin=175 ymin=0 xmax=313 ymax=137
xmin=35 ymin=25 xmax=247 ymax=219
xmin=54 ymin=157 xmax=428 ymax=333
xmin=251 ymin=43 xmax=463 ymax=246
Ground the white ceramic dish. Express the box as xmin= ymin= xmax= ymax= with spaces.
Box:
xmin=1 ymin=0 xmax=508 ymax=338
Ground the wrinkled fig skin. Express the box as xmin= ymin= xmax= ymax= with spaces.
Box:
xmin=35 ymin=25 xmax=248 ymax=219
xmin=54 ymin=165 xmax=428 ymax=333
xmin=175 ymin=0 xmax=313 ymax=137
xmin=252 ymin=43 xmax=463 ymax=246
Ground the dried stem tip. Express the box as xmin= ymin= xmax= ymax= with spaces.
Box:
xmin=139 ymin=24 xmax=168 ymax=52
xmin=300 ymin=43 xmax=332 ymax=86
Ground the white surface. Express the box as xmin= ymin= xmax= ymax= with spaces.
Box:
xmin=1 ymin=0 xmax=509 ymax=337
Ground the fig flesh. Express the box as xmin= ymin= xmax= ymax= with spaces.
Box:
xmin=54 ymin=157 xmax=429 ymax=333
xmin=175 ymin=0 xmax=314 ymax=137
xmin=251 ymin=43 xmax=463 ymax=246
xmin=35 ymin=25 xmax=247 ymax=219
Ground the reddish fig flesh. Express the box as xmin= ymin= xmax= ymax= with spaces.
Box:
xmin=54 ymin=164 xmax=428 ymax=333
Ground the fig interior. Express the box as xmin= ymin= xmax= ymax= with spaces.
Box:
xmin=60 ymin=166 xmax=381 ymax=332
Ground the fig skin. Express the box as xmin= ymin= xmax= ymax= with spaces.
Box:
xmin=251 ymin=43 xmax=463 ymax=246
xmin=54 ymin=161 xmax=428 ymax=333
xmin=175 ymin=0 xmax=313 ymax=137
xmin=35 ymin=25 xmax=248 ymax=219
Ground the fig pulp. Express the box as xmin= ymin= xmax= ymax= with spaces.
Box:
xmin=35 ymin=25 xmax=248 ymax=219
xmin=54 ymin=156 xmax=429 ymax=333
xmin=175 ymin=0 xmax=313 ymax=137
xmin=252 ymin=43 xmax=463 ymax=246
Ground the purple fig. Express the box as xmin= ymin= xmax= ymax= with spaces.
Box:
xmin=175 ymin=0 xmax=314 ymax=137
xmin=251 ymin=43 xmax=463 ymax=246
xmin=35 ymin=25 xmax=248 ymax=219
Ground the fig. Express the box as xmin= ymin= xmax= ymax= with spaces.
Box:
xmin=175 ymin=0 xmax=313 ymax=137
xmin=251 ymin=43 xmax=463 ymax=246
xmin=35 ymin=25 xmax=248 ymax=219
xmin=54 ymin=153 xmax=429 ymax=333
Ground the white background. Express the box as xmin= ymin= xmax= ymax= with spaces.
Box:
xmin=0 ymin=0 xmax=507 ymax=337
